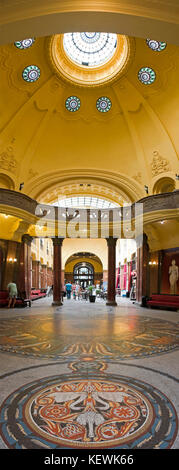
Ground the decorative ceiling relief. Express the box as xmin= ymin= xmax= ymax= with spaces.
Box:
xmin=0 ymin=144 xmax=18 ymax=174
xmin=151 ymin=151 xmax=171 ymax=176
xmin=28 ymin=168 xmax=39 ymax=179
xmin=132 ymin=172 xmax=142 ymax=184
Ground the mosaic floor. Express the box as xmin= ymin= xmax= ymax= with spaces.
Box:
xmin=0 ymin=312 xmax=178 ymax=360
xmin=0 ymin=298 xmax=178 ymax=449
xmin=0 ymin=373 xmax=177 ymax=449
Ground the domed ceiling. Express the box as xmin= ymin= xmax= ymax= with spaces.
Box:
xmin=0 ymin=31 xmax=179 ymax=204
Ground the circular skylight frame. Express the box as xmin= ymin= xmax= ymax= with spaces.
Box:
xmin=14 ymin=38 xmax=35 ymax=49
xmin=96 ymin=97 xmax=112 ymax=113
xmin=65 ymin=96 xmax=81 ymax=112
xmin=146 ymin=39 xmax=167 ymax=52
xmin=63 ymin=32 xmax=118 ymax=68
xmin=49 ymin=33 xmax=133 ymax=87
xmin=138 ymin=67 xmax=156 ymax=85
xmin=22 ymin=65 xmax=40 ymax=82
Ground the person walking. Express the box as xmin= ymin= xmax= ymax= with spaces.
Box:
xmin=7 ymin=281 xmax=18 ymax=308
xmin=75 ymin=283 xmax=81 ymax=300
xmin=66 ymin=281 xmax=72 ymax=299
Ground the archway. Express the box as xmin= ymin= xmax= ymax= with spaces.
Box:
xmin=73 ymin=262 xmax=94 ymax=289
xmin=153 ymin=177 xmax=176 ymax=194
xmin=64 ymin=251 xmax=103 ymax=288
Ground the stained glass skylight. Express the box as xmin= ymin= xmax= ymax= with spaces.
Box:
xmin=22 ymin=65 xmax=40 ymax=82
xmin=53 ymin=196 xmax=119 ymax=209
xmin=65 ymin=96 xmax=81 ymax=112
xmin=96 ymin=97 xmax=112 ymax=112
xmin=146 ymin=39 xmax=167 ymax=52
xmin=138 ymin=67 xmax=156 ymax=85
xmin=14 ymin=38 xmax=35 ymax=49
xmin=63 ymin=32 xmax=117 ymax=68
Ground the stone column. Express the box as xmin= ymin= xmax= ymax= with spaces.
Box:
xmin=32 ymin=260 xmax=41 ymax=288
xmin=136 ymin=233 xmax=149 ymax=303
xmin=19 ymin=234 xmax=33 ymax=299
xmin=106 ymin=237 xmax=117 ymax=306
xmin=52 ymin=237 xmax=64 ymax=306
xmin=41 ymin=264 xmax=47 ymax=289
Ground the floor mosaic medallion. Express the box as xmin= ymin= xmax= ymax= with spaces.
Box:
xmin=0 ymin=314 xmax=178 ymax=360
xmin=0 ymin=374 xmax=177 ymax=449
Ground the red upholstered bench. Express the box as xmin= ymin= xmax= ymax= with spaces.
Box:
xmin=0 ymin=290 xmax=30 ymax=307
xmin=31 ymin=289 xmax=47 ymax=300
xmin=147 ymin=294 xmax=179 ymax=310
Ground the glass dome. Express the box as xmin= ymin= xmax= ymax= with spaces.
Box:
xmin=63 ymin=32 xmax=117 ymax=68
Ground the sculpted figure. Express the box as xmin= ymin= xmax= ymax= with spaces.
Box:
xmin=169 ymin=259 xmax=178 ymax=294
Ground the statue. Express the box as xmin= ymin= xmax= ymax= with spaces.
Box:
xmin=169 ymin=259 xmax=178 ymax=294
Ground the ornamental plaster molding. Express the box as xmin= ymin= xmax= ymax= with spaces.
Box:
xmin=24 ymin=168 xmax=143 ymax=202
xmin=151 ymin=150 xmax=170 ymax=177
xmin=0 ymin=144 xmax=18 ymax=174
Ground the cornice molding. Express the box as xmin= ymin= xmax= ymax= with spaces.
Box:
xmin=0 ymin=2 xmax=179 ymax=46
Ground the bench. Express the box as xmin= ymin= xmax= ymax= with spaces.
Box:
xmin=146 ymin=294 xmax=179 ymax=311
xmin=0 ymin=290 xmax=31 ymax=308
xmin=31 ymin=289 xmax=47 ymax=300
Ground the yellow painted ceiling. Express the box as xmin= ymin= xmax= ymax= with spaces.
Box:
xmin=0 ymin=32 xmax=179 ymax=204
xmin=1 ymin=1 xmax=179 ymax=46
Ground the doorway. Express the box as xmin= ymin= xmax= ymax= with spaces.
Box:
xmin=73 ymin=262 xmax=94 ymax=288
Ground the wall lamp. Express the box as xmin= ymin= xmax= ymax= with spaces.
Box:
xmin=7 ymin=257 xmax=17 ymax=263
xmin=144 ymin=185 xmax=149 ymax=194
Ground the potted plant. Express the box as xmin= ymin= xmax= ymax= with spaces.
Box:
xmin=88 ymin=285 xmax=96 ymax=303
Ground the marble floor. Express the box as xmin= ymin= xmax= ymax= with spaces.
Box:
xmin=0 ymin=296 xmax=178 ymax=450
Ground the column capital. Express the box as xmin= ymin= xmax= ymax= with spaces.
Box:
xmin=52 ymin=237 xmax=64 ymax=246
xmin=22 ymin=234 xmax=33 ymax=246
xmin=106 ymin=236 xmax=118 ymax=247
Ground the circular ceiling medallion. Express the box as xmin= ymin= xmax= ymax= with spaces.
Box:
xmin=96 ymin=97 xmax=112 ymax=113
xmin=65 ymin=96 xmax=81 ymax=112
xmin=49 ymin=33 xmax=133 ymax=87
xmin=63 ymin=32 xmax=117 ymax=68
xmin=146 ymin=39 xmax=167 ymax=52
xmin=138 ymin=67 xmax=156 ymax=85
xmin=0 ymin=374 xmax=177 ymax=449
xmin=14 ymin=38 xmax=35 ymax=49
xmin=22 ymin=65 xmax=40 ymax=82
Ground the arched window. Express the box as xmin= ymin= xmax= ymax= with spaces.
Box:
xmin=73 ymin=262 xmax=94 ymax=286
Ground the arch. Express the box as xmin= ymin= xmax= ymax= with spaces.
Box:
xmin=65 ymin=251 xmax=103 ymax=287
xmin=0 ymin=173 xmax=15 ymax=190
xmin=0 ymin=3 xmax=179 ymax=46
xmin=25 ymin=169 xmax=144 ymax=204
xmin=153 ymin=177 xmax=176 ymax=194
xmin=65 ymin=252 xmax=103 ymax=273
